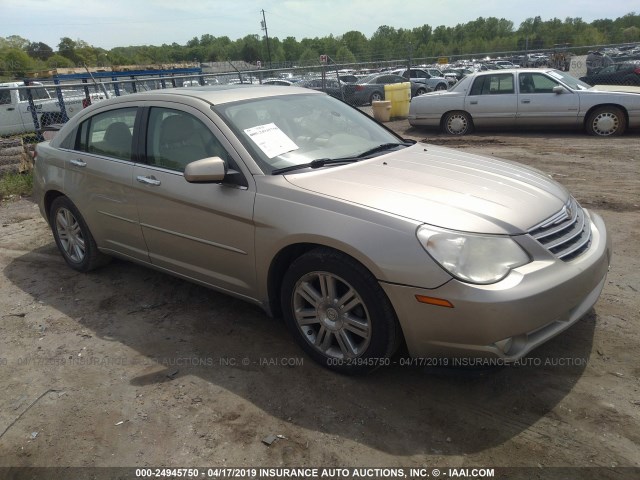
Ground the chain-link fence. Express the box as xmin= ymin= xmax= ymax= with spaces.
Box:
xmin=2 ymin=43 xmax=639 ymax=175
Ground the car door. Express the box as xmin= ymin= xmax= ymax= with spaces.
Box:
xmin=465 ymin=72 xmax=517 ymax=126
xmin=65 ymin=105 xmax=149 ymax=261
xmin=516 ymin=71 xmax=579 ymax=127
xmin=0 ymin=87 xmax=26 ymax=135
xmin=133 ymin=104 xmax=257 ymax=299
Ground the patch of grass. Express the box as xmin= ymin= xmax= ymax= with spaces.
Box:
xmin=0 ymin=171 xmax=33 ymax=200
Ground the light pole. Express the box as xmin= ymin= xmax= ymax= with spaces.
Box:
xmin=261 ymin=9 xmax=272 ymax=68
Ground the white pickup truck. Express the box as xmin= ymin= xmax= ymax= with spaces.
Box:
xmin=0 ymin=81 xmax=104 ymax=136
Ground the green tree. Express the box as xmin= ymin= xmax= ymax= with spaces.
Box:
xmin=57 ymin=37 xmax=78 ymax=62
xmin=298 ymin=48 xmax=320 ymax=66
xmin=336 ymin=46 xmax=356 ymax=63
xmin=46 ymin=54 xmax=75 ymax=69
xmin=1 ymin=48 xmax=33 ymax=77
xmin=27 ymin=42 xmax=54 ymax=60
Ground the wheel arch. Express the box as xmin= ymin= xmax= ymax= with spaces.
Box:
xmin=43 ymin=190 xmax=66 ymax=225
xmin=266 ymin=242 xmax=387 ymax=319
xmin=583 ymin=103 xmax=629 ymax=129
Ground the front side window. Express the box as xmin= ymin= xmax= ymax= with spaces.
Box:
xmin=76 ymin=107 xmax=137 ymax=160
xmin=519 ymin=73 xmax=559 ymax=93
xmin=0 ymin=89 xmax=11 ymax=105
xmin=18 ymin=86 xmax=50 ymax=101
xmin=146 ymin=108 xmax=231 ymax=172
xmin=470 ymin=73 xmax=515 ymax=95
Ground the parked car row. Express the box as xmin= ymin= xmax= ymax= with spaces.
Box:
xmin=261 ymin=73 xmax=435 ymax=106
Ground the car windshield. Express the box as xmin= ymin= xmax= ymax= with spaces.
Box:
xmin=547 ymin=69 xmax=592 ymax=90
xmin=214 ymin=93 xmax=402 ymax=174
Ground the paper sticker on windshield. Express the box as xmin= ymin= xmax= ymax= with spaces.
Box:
xmin=547 ymin=71 xmax=563 ymax=80
xmin=244 ymin=123 xmax=299 ymax=159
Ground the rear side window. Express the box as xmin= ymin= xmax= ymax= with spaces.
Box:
xmin=470 ymin=74 xmax=515 ymax=95
xmin=76 ymin=107 xmax=137 ymax=161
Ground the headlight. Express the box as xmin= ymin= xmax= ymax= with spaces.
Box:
xmin=417 ymin=226 xmax=530 ymax=284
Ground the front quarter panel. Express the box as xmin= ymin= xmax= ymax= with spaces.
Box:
xmin=253 ymin=175 xmax=453 ymax=305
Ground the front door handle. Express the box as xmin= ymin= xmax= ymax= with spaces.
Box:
xmin=136 ymin=175 xmax=161 ymax=186
xmin=521 ymin=99 xmax=531 ymax=104
xmin=70 ymin=159 xmax=87 ymax=167
xmin=469 ymin=100 xmax=478 ymax=105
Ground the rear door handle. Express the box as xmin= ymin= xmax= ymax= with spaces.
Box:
xmin=7 ymin=107 xmax=15 ymax=111
xmin=136 ymin=175 xmax=161 ymax=186
xmin=469 ymin=100 xmax=478 ymax=105
xmin=521 ymin=99 xmax=531 ymax=104
xmin=70 ymin=159 xmax=87 ymax=167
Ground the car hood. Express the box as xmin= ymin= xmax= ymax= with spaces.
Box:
xmin=284 ymin=143 xmax=569 ymax=235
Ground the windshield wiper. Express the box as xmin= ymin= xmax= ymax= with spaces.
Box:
xmin=356 ymin=141 xmax=413 ymax=158
xmin=271 ymin=157 xmax=359 ymax=175
xmin=271 ymin=141 xmax=414 ymax=175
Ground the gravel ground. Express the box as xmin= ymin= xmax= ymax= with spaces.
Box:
xmin=0 ymin=124 xmax=638 ymax=480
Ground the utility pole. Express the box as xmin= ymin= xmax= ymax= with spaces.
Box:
xmin=260 ymin=9 xmax=272 ymax=68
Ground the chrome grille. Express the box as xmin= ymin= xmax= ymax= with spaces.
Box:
xmin=528 ymin=198 xmax=592 ymax=261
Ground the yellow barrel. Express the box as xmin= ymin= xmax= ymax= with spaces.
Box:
xmin=384 ymin=82 xmax=411 ymax=119
xmin=371 ymin=101 xmax=392 ymax=122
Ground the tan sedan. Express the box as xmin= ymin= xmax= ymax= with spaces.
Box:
xmin=34 ymin=85 xmax=611 ymax=373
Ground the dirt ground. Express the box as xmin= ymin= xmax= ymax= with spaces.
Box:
xmin=0 ymin=123 xmax=638 ymax=478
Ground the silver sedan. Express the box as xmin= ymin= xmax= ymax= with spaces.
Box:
xmin=34 ymin=85 xmax=611 ymax=374
xmin=408 ymin=68 xmax=640 ymax=136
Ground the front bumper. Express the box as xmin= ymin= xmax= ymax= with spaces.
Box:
xmin=381 ymin=212 xmax=612 ymax=360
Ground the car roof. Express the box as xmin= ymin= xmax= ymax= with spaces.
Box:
xmin=101 ymin=84 xmax=322 ymax=106
xmin=470 ymin=68 xmax=553 ymax=75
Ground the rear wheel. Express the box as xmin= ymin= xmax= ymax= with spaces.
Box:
xmin=281 ymin=248 xmax=400 ymax=374
xmin=369 ymin=91 xmax=384 ymax=103
xmin=415 ymin=87 xmax=427 ymax=97
xmin=435 ymin=83 xmax=448 ymax=91
xmin=49 ymin=196 xmax=110 ymax=272
xmin=585 ymin=106 xmax=626 ymax=136
xmin=442 ymin=111 xmax=473 ymax=135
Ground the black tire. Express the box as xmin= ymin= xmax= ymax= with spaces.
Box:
xmin=369 ymin=91 xmax=383 ymax=104
xmin=585 ymin=106 xmax=626 ymax=136
xmin=49 ymin=196 xmax=110 ymax=272
xmin=280 ymin=248 xmax=400 ymax=375
xmin=435 ymin=83 xmax=448 ymax=91
xmin=415 ymin=87 xmax=427 ymax=97
xmin=442 ymin=111 xmax=473 ymax=135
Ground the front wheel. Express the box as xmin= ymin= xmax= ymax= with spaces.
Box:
xmin=435 ymin=83 xmax=448 ymax=91
xmin=415 ymin=87 xmax=427 ymax=97
xmin=442 ymin=111 xmax=473 ymax=135
xmin=49 ymin=196 xmax=110 ymax=272
xmin=281 ymin=248 xmax=400 ymax=374
xmin=585 ymin=106 xmax=626 ymax=136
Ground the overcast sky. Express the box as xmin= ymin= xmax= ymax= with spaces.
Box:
xmin=4 ymin=0 xmax=637 ymax=49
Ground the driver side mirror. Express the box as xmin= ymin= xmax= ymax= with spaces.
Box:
xmin=184 ymin=156 xmax=227 ymax=183
xmin=552 ymin=85 xmax=565 ymax=94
